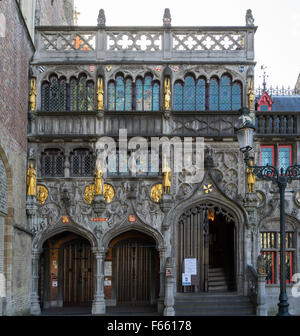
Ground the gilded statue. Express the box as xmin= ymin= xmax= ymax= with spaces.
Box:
xmin=164 ymin=78 xmax=171 ymax=111
xmin=27 ymin=163 xmax=37 ymax=196
xmin=248 ymin=78 xmax=255 ymax=110
xmin=94 ymin=159 xmax=103 ymax=195
xmin=97 ymin=77 xmax=104 ymax=110
xmin=37 ymin=185 xmax=48 ymax=205
xmin=29 ymin=78 xmax=37 ymax=111
xmin=162 ymin=157 xmax=171 ymax=194
xmin=246 ymin=159 xmax=256 ymax=193
xmin=150 ymin=183 xmax=162 ymax=203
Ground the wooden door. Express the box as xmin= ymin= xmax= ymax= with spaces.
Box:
xmin=177 ymin=206 xmax=209 ymax=292
xmin=62 ymin=239 xmax=94 ymax=305
xmin=114 ymin=240 xmax=155 ymax=305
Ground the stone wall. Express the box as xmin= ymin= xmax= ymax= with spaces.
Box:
xmin=36 ymin=0 xmax=74 ymax=26
xmin=0 ymin=0 xmax=34 ymax=315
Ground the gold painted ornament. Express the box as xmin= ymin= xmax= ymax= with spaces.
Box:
xmin=84 ymin=183 xmax=114 ymax=204
xmin=150 ymin=183 xmax=162 ymax=203
xmin=37 ymin=185 xmax=48 ymax=205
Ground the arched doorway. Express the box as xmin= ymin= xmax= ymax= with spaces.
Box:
xmin=177 ymin=204 xmax=236 ymax=293
xmin=106 ymin=230 xmax=160 ymax=308
xmin=39 ymin=231 xmax=95 ymax=310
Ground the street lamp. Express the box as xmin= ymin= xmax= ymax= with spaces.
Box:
xmin=235 ymin=107 xmax=300 ymax=316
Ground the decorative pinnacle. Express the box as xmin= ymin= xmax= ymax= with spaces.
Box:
xmin=163 ymin=8 xmax=171 ymax=27
xmin=245 ymin=9 xmax=254 ymax=26
xmin=260 ymin=65 xmax=269 ymax=92
xmin=97 ymin=8 xmax=106 ymax=27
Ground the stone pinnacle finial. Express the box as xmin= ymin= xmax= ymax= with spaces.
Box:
xmin=245 ymin=9 xmax=254 ymax=26
xmin=163 ymin=8 xmax=171 ymax=27
xmin=97 ymin=8 xmax=106 ymax=27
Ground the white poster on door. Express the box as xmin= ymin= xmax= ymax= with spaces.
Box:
xmin=184 ymin=258 xmax=197 ymax=275
xmin=182 ymin=273 xmax=191 ymax=286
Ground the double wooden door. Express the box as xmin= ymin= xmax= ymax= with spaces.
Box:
xmin=62 ymin=239 xmax=94 ymax=305
xmin=113 ymin=240 xmax=156 ymax=305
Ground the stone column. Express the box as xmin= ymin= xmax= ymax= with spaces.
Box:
xmin=256 ymin=255 xmax=267 ymax=316
xmin=30 ymin=250 xmax=41 ymax=315
xmin=64 ymin=149 xmax=70 ymax=178
xmin=157 ymin=247 xmax=166 ymax=313
xmin=92 ymin=248 xmax=106 ymax=315
xmin=163 ymin=257 xmax=175 ymax=316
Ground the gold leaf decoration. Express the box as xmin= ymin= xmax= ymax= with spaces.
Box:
xmin=150 ymin=183 xmax=162 ymax=203
xmin=84 ymin=183 xmax=114 ymax=204
xmin=37 ymin=185 xmax=48 ymax=205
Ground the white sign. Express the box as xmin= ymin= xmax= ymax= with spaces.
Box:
xmin=104 ymin=280 xmax=112 ymax=286
xmin=104 ymin=261 xmax=112 ymax=276
xmin=184 ymin=258 xmax=197 ymax=275
xmin=52 ymin=281 xmax=58 ymax=287
xmin=182 ymin=273 xmax=191 ymax=286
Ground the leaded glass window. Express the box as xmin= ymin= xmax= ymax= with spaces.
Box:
xmin=41 ymin=82 xmax=50 ymax=111
xmin=78 ymin=75 xmax=87 ymax=111
xmin=144 ymin=76 xmax=153 ymax=111
xmin=196 ymin=78 xmax=206 ymax=111
xmin=183 ymin=76 xmax=196 ymax=111
xmin=116 ymin=75 xmax=125 ymax=111
xmin=108 ymin=82 xmax=116 ymax=110
xmin=278 ymin=146 xmax=291 ymax=172
xmin=70 ymin=148 xmax=94 ymax=177
xmin=174 ymin=82 xmax=183 ymax=111
xmin=125 ymin=78 xmax=132 ymax=111
xmin=70 ymin=77 xmax=78 ymax=111
xmin=153 ymin=82 xmax=160 ymax=111
xmin=136 ymin=79 xmax=143 ymax=111
xmin=220 ymin=75 xmax=231 ymax=111
xmin=41 ymin=149 xmax=64 ymax=177
xmin=209 ymin=78 xmax=219 ymax=110
xmin=232 ymin=82 xmax=241 ymax=110
xmin=260 ymin=146 xmax=274 ymax=166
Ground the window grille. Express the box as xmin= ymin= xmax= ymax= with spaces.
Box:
xmin=70 ymin=149 xmax=94 ymax=177
xmin=41 ymin=149 xmax=64 ymax=177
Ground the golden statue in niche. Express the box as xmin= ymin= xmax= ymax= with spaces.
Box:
xmin=150 ymin=183 xmax=162 ymax=203
xmin=97 ymin=77 xmax=104 ymax=110
xmin=37 ymin=185 xmax=48 ymax=205
xmin=162 ymin=156 xmax=171 ymax=194
xmin=94 ymin=159 xmax=103 ymax=195
xmin=246 ymin=158 xmax=256 ymax=193
xmin=27 ymin=163 xmax=37 ymax=196
xmin=29 ymin=78 xmax=37 ymax=111
xmin=164 ymin=78 xmax=171 ymax=110
xmin=248 ymin=78 xmax=255 ymax=110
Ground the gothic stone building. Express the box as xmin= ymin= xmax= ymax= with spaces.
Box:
xmin=21 ymin=9 xmax=300 ymax=315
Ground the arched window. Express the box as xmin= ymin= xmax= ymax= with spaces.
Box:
xmin=196 ymin=78 xmax=206 ymax=111
xmin=41 ymin=75 xmax=67 ymax=112
xmin=174 ymin=82 xmax=183 ymax=111
xmin=41 ymin=148 xmax=64 ymax=177
xmin=108 ymin=73 xmax=159 ymax=111
xmin=183 ymin=75 xmax=196 ymax=111
xmin=70 ymin=148 xmax=94 ymax=177
xmin=209 ymin=78 xmax=219 ymax=111
xmin=42 ymin=73 xmax=94 ymax=112
xmin=232 ymin=82 xmax=242 ymax=110
xmin=219 ymin=75 xmax=231 ymax=111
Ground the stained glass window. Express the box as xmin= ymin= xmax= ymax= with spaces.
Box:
xmin=87 ymin=81 xmax=94 ymax=111
xmin=136 ymin=151 xmax=148 ymax=176
xmin=125 ymin=78 xmax=132 ymax=111
xmin=260 ymin=146 xmax=274 ymax=166
xmin=70 ymin=78 xmax=78 ymax=111
xmin=278 ymin=146 xmax=291 ymax=172
xmin=153 ymin=82 xmax=160 ymax=111
xmin=116 ymin=76 xmax=125 ymax=111
xmin=144 ymin=76 xmax=153 ymax=111
xmin=49 ymin=76 xmax=59 ymax=111
xmin=149 ymin=150 xmax=159 ymax=175
xmin=220 ymin=75 xmax=231 ymax=111
xmin=232 ymin=83 xmax=241 ymax=110
xmin=183 ymin=76 xmax=195 ymax=111
xmin=108 ymin=82 xmax=116 ymax=111
xmin=107 ymin=151 xmax=118 ymax=176
xmin=41 ymin=82 xmax=50 ymax=111
xmin=59 ymin=78 xmax=67 ymax=111
xmin=136 ymin=79 xmax=143 ymax=111
xmin=196 ymin=78 xmax=206 ymax=111
xmin=209 ymin=78 xmax=219 ymax=110
xmin=78 ymin=75 xmax=87 ymax=111
xmin=174 ymin=82 xmax=183 ymax=111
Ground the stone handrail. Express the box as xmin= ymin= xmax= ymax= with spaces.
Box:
xmin=247 ymin=264 xmax=267 ymax=316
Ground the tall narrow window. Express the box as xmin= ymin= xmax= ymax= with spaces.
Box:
xmin=220 ymin=75 xmax=231 ymax=111
xmin=70 ymin=149 xmax=94 ymax=177
xmin=87 ymin=81 xmax=94 ymax=111
xmin=70 ymin=77 xmax=78 ymax=111
xmin=49 ymin=76 xmax=59 ymax=111
xmin=260 ymin=146 xmax=275 ymax=166
xmin=116 ymin=75 xmax=125 ymax=111
xmin=209 ymin=78 xmax=219 ymax=111
xmin=232 ymin=82 xmax=242 ymax=110
xmin=143 ymin=76 xmax=153 ymax=111
xmin=108 ymin=81 xmax=116 ymax=111
xmin=153 ymin=82 xmax=160 ymax=111
xmin=125 ymin=78 xmax=132 ymax=111
xmin=136 ymin=79 xmax=143 ymax=111
xmin=59 ymin=78 xmax=67 ymax=111
xmin=183 ymin=76 xmax=195 ymax=111
xmin=196 ymin=78 xmax=206 ymax=111
xmin=41 ymin=149 xmax=64 ymax=177
xmin=278 ymin=145 xmax=292 ymax=173
xmin=78 ymin=75 xmax=87 ymax=111
xmin=41 ymin=82 xmax=50 ymax=111
xmin=174 ymin=82 xmax=183 ymax=111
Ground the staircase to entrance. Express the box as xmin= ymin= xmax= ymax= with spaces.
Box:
xmin=174 ymin=291 xmax=256 ymax=316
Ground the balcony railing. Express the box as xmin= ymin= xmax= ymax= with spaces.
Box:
xmin=32 ymin=25 xmax=256 ymax=63
xmin=255 ymin=111 xmax=299 ymax=135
